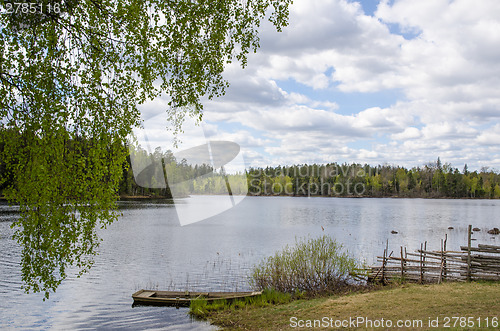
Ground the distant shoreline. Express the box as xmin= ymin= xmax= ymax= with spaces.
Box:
xmin=1 ymin=194 xmax=497 ymax=202
xmin=246 ymin=194 xmax=499 ymax=200
xmin=118 ymin=194 xmax=499 ymax=200
xmin=118 ymin=195 xmax=172 ymax=200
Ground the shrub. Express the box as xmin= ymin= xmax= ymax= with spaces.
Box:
xmin=250 ymin=235 xmax=361 ymax=295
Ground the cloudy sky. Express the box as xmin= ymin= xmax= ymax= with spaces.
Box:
xmin=141 ymin=0 xmax=500 ymax=171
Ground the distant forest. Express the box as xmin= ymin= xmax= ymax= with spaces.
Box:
xmin=119 ymin=145 xmax=500 ymax=199
xmin=1 ymin=139 xmax=498 ymax=199
xmin=243 ymin=159 xmax=500 ymax=199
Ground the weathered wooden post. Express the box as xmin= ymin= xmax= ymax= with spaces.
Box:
xmin=382 ymin=240 xmax=388 ymax=284
xmin=467 ymin=224 xmax=472 ymax=282
xmin=443 ymin=234 xmax=448 ymax=279
xmin=439 ymin=238 xmax=445 ymax=284
xmin=419 ymin=243 xmax=423 ymax=283
xmin=422 ymin=241 xmax=427 ymax=282
xmin=381 ymin=248 xmax=386 ymax=284
xmin=400 ymin=246 xmax=404 ymax=281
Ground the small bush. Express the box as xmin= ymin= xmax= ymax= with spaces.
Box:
xmin=250 ymin=235 xmax=361 ymax=296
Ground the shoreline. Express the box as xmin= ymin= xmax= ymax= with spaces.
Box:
xmin=197 ymin=282 xmax=500 ymax=330
xmin=2 ymin=194 xmax=498 ymax=202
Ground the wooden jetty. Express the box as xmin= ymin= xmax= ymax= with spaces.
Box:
xmin=132 ymin=289 xmax=263 ymax=307
xmin=368 ymin=225 xmax=500 ymax=284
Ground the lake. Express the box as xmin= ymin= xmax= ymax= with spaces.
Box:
xmin=1 ymin=196 xmax=500 ymax=329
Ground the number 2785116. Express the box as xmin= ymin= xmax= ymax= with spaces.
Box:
xmin=4 ymin=3 xmax=61 ymax=15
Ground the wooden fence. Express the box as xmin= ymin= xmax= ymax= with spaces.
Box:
xmin=368 ymin=225 xmax=500 ymax=284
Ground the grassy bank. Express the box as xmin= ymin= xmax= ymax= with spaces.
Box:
xmin=200 ymin=282 xmax=500 ymax=330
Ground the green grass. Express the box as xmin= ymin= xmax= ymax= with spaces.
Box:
xmin=189 ymin=289 xmax=293 ymax=319
xmin=200 ymin=282 xmax=500 ymax=330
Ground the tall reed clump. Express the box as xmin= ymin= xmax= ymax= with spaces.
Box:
xmin=250 ymin=235 xmax=362 ymax=296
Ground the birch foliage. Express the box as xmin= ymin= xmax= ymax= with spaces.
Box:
xmin=0 ymin=0 xmax=291 ymax=299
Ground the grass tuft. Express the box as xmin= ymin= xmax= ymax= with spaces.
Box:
xmin=189 ymin=288 xmax=292 ymax=319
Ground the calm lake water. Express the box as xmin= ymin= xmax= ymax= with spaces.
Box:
xmin=1 ymin=196 xmax=500 ymax=329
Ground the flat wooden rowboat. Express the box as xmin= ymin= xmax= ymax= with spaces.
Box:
xmin=132 ymin=289 xmax=263 ymax=307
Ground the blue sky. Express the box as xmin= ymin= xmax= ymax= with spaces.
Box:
xmin=141 ymin=0 xmax=500 ymax=171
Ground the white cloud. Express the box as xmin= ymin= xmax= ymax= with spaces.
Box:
xmin=376 ymin=0 xmax=500 ymax=105
xmin=204 ymin=128 xmax=272 ymax=148
xmin=353 ymin=106 xmax=413 ymax=131
xmin=420 ymin=122 xmax=477 ymax=140
xmin=391 ymin=127 xmax=421 ymax=140
xmin=140 ymin=0 xmax=500 ymax=170
xmin=476 ymin=124 xmax=500 ymax=146
xmin=358 ymin=149 xmax=379 ymax=160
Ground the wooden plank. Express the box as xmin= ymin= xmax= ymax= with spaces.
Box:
xmin=462 ymin=257 xmax=500 ymax=265
xmin=409 ymin=252 xmax=465 ymax=264
xmin=461 ymin=246 xmax=500 ymax=253
xmin=380 ymin=256 xmax=445 ymax=266
xmin=471 ymin=255 xmax=500 ymax=262
xmin=136 ymin=291 xmax=155 ymax=298
xmin=416 ymin=250 xmax=466 ymax=258
xmin=478 ymin=244 xmax=500 ymax=250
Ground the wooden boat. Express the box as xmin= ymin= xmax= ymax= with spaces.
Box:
xmin=132 ymin=289 xmax=263 ymax=307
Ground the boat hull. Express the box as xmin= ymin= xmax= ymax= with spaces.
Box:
xmin=132 ymin=289 xmax=263 ymax=307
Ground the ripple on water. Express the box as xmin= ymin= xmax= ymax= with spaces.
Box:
xmin=2 ymin=197 xmax=500 ymax=329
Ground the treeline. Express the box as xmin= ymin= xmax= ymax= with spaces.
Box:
xmin=245 ymin=158 xmax=500 ymax=199
xmin=0 ymin=136 xmax=247 ymax=199
xmin=2 ymin=134 xmax=498 ymax=200
xmin=119 ymin=148 xmax=500 ymax=199
xmin=118 ymin=145 xmax=247 ymax=198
